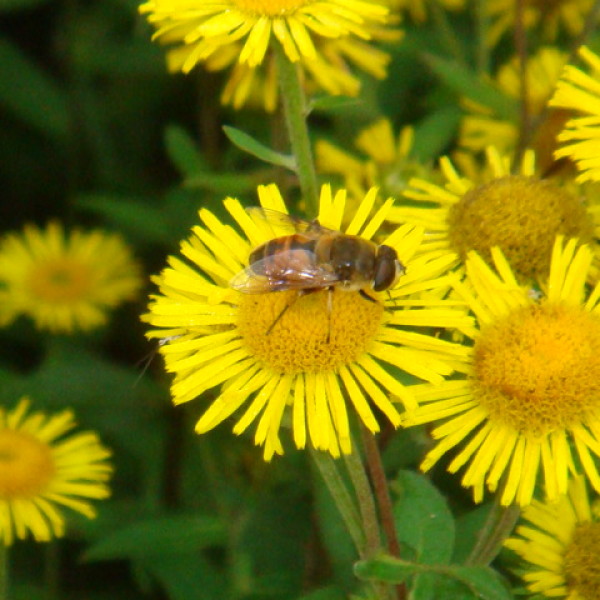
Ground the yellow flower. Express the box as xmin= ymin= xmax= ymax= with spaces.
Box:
xmin=0 ymin=398 xmax=112 ymax=545
xmin=459 ymin=47 xmax=569 ymax=168
xmin=393 ymin=146 xmax=596 ymax=282
xmin=206 ymin=33 xmax=396 ymax=112
xmin=142 ymin=184 xmax=471 ymax=460
xmin=485 ymin=0 xmax=592 ymax=47
xmin=506 ymin=475 xmax=600 ymax=598
xmin=316 ymin=119 xmax=429 ymax=205
xmin=0 ymin=222 xmax=142 ymax=334
xmin=550 ymin=46 xmax=600 ymax=184
xmin=403 ymin=238 xmax=600 ymax=507
xmin=141 ymin=0 xmax=400 ymax=109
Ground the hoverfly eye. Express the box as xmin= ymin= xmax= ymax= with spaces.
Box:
xmin=373 ymin=245 xmax=402 ymax=292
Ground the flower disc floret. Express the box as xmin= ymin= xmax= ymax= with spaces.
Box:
xmin=563 ymin=522 xmax=600 ymax=599
xmin=143 ymin=184 xmax=471 ymax=459
xmin=473 ymin=304 xmax=600 ymax=436
xmin=448 ymin=175 xmax=594 ymax=280
xmin=238 ymin=289 xmax=384 ymax=373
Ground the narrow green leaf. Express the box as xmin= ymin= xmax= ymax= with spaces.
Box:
xmin=354 ymin=555 xmax=422 ymax=583
xmin=84 ymin=515 xmax=226 ymax=561
xmin=223 ymin=125 xmax=296 ymax=170
xmin=422 ymin=53 xmax=518 ymax=121
xmin=412 ymin=106 xmax=463 ymax=162
xmin=0 ymin=36 xmax=69 ymax=141
xmin=164 ymin=125 xmax=208 ymax=177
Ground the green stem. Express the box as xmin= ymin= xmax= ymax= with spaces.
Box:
xmin=274 ymin=42 xmax=319 ymax=216
xmin=309 ymin=447 xmax=366 ymax=556
xmin=0 ymin=543 xmax=8 ymax=600
xmin=465 ymin=500 xmax=520 ymax=566
xmin=343 ymin=445 xmax=382 ymax=557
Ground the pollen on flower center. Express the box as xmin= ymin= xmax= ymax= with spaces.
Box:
xmin=233 ymin=0 xmax=309 ymax=16
xmin=28 ymin=260 xmax=92 ymax=303
xmin=447 ymin=176 xmax=594 ymax=280
xmin=237 ymin=289 xmax=384 ymax=374
xmin=0 ymin=429 xmax=55 ymax=498
xmin=472 ymin=304 xmax=600 ymax=437
xmin=563 ymin=521 xmax=600 ymax=599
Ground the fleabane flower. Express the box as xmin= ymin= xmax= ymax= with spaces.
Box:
xmin=392 ymin=146 xmax=596 ymax=282
xmin=506 ymin=475 xmax=600 ymax=599
xmin=140 ymin=0 xmax=400 ymax=109
xmin=550 ymin=46 xmax=600 ymax=184
xmin=316 ymin=119 xmax=429 ymax=204
xmin=459 ymin=47 xmax=569 ymax=168
xmin=0 ymin=222 xmax=142 ymax=333
xmin=142 ymin=184 xmax=471 ymax=460
xmin=485 ymin=0 xmax=592 ymax=47
xmin=0 ymin=398 xmax=112 ymax=545
xmin=403 ymin=238 xmax=600 ymax=506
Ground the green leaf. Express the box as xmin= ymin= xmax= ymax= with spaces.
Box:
xmin=412 ymin=106 xmax=463 ymax=162
xmin=422 ymin=53 xmax=518 ymax=121
xmin=445 ymin=566 xmax=514 ymax=600
xmin=392 ymin=470 xmax=455 ymax=565
xmin=354 ymin=555 xmax=421 ymax=583
xmin=223 ymin=125 xmax=296 ymax=170
xmin=164 ymin=125 xmax=208 ymax=178
xmin=0 ymin=36 xmax=69 ymax=142
xmin=453 ymin=504 xmax=495 ymax=563
xmin=355 ymin=557 xmax=513 ymax=600
xmin=84 ymin=515 xmax=226 ymax=561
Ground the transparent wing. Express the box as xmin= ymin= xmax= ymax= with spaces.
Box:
xmin=246 ymin=207 xmax=332 ymax=236
xmin=230 ymin=249 xmax=340 ymax=293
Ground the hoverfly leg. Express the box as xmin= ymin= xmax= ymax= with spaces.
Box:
xmin=359 ymin=289 xmax=378 ymax=304
xmin=386 ymin=290 xmax=397 ymax=308
xmin=266 ymin=291 xmax=306 ymax=335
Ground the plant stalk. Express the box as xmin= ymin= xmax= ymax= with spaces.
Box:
xmin=0 ymin=543 xmax=7 ymax=600
xmin=274 ymin=42 xmax=319 ymax=216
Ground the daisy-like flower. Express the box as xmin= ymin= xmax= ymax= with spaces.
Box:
xmin=485 ymin=0 xmax=592 ymax=47
xmin=0 ymin=398 xmax=112 ymax=545
xmin=206 ymin=33 xmax=396 ymax=112
xmin=506 ymin=475 xmax=600 ymax=598
xmin=550 ymin=46 xmax=600 ymax=184
xmin=392 ymin=146 xmax=596 ymax=282
xmin=316 ymin=119 xmax=428 ymax=204
xmin=459 ymin=47 xmax=569 ymax=167
xmin=403 ymin=238 xmax=600 ymax=507
xmin=0 ymin=222 xmax=142 ymax=334
xmin=142 ymin=183 xmax=471 ymax=460
xmin=140 ymin=0 xmax=400 ymax=109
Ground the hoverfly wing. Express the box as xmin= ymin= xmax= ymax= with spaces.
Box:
xmin=245 ymin=207 xmax=332 ymax=236
xmin=230 ymin=249 xmax=340 ymax=293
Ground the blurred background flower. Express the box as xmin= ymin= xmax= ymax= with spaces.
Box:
xmin=0 ymin=397 xmax=112 ymax=545
xmin=0 ymin=222 xmax=142 ymax=333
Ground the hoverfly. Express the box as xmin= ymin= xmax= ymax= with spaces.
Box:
xmin=230 ymin=209 xmax=405 ymax=337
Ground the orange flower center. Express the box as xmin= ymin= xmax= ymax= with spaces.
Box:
xmin=28 ymin=259 xmax=92 ymax=303
xmin=447 ymin=175 xmax=594 ymax=281
xmin=0 ymin=429 xmax=55 ymax=498
xmin=237 ymin=288 xmax=384 ymax=374
xmin=472 ymin=303 xmax=600 ymax=437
